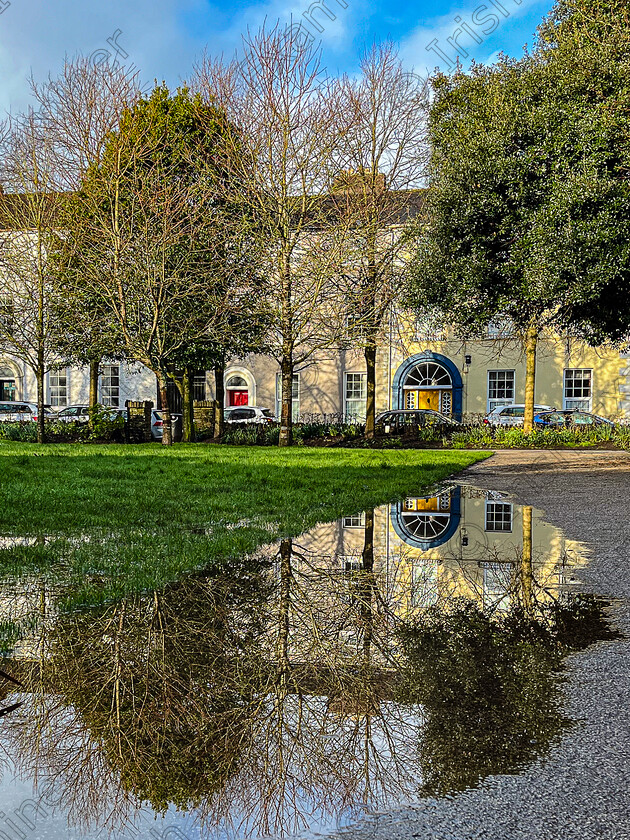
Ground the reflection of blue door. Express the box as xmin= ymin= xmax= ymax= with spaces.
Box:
xmin=391 ymin=487 xmax=461 ymax=549
xmin=0 ymin=380 xmax=16 ymax=401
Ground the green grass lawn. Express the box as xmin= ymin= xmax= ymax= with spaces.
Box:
xmin=0 ymin=442 xmax=487 ymax=604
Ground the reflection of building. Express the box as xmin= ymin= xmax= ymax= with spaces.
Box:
xmin=292 ymin=485 xmax=588 ymax=618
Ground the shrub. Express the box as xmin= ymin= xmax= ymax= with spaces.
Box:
xmin=451 ymin=423 xmax=629 ymax=449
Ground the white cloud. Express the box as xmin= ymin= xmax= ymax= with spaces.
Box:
xmin=399 ymin=0 xmax=548 ymax=78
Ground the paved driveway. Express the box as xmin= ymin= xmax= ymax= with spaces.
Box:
xmin=340 ymin=450 xmax=630 ymax=840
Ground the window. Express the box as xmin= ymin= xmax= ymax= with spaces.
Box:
xmin=345 ymin=312 xmax=365 ymax=341
xmin=414 ymin=314 xmax=446 ymax=341
xmin=564 ymin=369 xmax=592 ymax=410
xmin=485 ymin=501 xmax=513 ymax=532
xmin=0 ymin=296 xmax=13 ymax=334
xmin=276 ymin=373 xmax=300 ymax=422
xmin=343 ymin=513 xmax=365 ymax=528
xmin=229 ymin=408 xmax=256 ymax=421
xmin=344 ymin=372 xmax=366 ymax=421
xmin=49 ymin=370 xmax=68 ymax=406
xmin=486 ymin=318 xmax=514 ymax=338
xmin=482 ymin=562 xmax=512 ymax=611
xmin=487 ymin=370 xmax=515 ymax=411
xmin=192 ymin=372 xmax=206 ymax=402
xmin=101 ymin=365 xmax=120 ymax=407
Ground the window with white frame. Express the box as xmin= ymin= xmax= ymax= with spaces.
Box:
xmin=414 ymin=312 xmax=446 ymax=341
xmin=345 ymin=312 xmax=365 ymax=341
xmin=101 ymin=364 xmax=120 ymax=407
xmin=485 ymin=501 xmax=513 ymax=532
xmin=487 ymin=370 xmax=515 ymax=411
xmin=48 ymin=369 xmax=68 ymax=406
xmin=343 ymin=513 xmax=365 ymax=528
xmin=344 ymin=372 xmax=366 ymax=421
xmin=192 ymin=372 xmax=206 ymax=402
xmin=0 ymin=295 xmax=13 ymax=334
xmin=275 ymin=373 xmax=300 ymax=422
xmin=482 ymin=561 xmax=513 ymax=611
xmin=486 ymin=318 xmax=514 ymax=338
xmin=563 ymin=369 xmax=592 ymax=410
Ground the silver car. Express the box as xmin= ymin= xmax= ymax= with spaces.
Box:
xmin=56 ymin=405 xmax=126 ymax=423
xmin=224 ymin=406 xmax=276 ymax=424
xmin=0 ymin=401 xmax=55 ymax=422
xmin=484 ymin=404 xmax=554 ymax=427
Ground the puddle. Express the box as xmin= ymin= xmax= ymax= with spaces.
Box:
xmin=0 ymin=485 xmax=619 ymax=839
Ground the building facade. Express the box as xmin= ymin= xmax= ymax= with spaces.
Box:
xmin=2 ymin=325 xmax=630 ymax=421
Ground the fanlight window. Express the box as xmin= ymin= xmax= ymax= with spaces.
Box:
xmin=400 ymin=511 xmax=451 ymax=541
xmin=404 ymin=361 xmax=452 ymax=389
xmin=226 ymin=375 xmax=247 ymax=388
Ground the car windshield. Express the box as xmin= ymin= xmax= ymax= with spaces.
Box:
xmin=262 ymin=409 xmax=273 ymax=418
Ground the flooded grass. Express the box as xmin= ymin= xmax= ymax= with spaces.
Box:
xmin=0 ymin=487 xmax=621 ymax=839
xmin=0 ymin=443 xmax=486 ymax=601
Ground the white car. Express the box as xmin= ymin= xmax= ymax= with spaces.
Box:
xmin=484 ymin=404 xmax=555 ymax=427
xmin=0 ymin=401 xmax=55 ymax=422
xmin=224 ymin=406 xmax=276 ymax=424
xmin=56 ymin=405 xmax=126 ymax=423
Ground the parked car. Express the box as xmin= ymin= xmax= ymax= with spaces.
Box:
xmin=0 ymin=401 xmax=55 ymax=422
xmin=224 ymin=406 xmax=276 ymax=424
xmin=534 ymin=409 xmax=615 ymax=428
xmin=55 ymin=405 xmax=126 ymax=423
xmin=375 ymin=409 xmax=458 ymax=433
xmin=484 ymin=404 xmax=554 ymax=427
xmin=151 ymin=409 xmax=184 ymax=440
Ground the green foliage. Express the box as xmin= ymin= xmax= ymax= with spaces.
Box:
xmin=451 ymin=424 xmax=630 ymax=449
xmin=396 ymin=594 xmax=617 ymax=796
xmin=86 ymin=405 xmax=125 ymax=441
xmin=407 ymin=0 xmax=630 ymax=344
xmin=220 ymin=421 xmax=366 ymax=446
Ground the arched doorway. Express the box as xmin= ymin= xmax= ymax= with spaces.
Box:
xmin=225 ymin=369 xmax=256 ymax=407
xmin=392 ymin=352 xmax=463 ymax=419
xmin=391 ymin=487 xmax=461 ymax=550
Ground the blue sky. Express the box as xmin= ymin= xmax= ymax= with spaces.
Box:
xmin=0 ymin=0 xmax=555 ymax=113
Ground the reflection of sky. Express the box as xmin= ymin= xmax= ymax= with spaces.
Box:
xmin=0 ymin=695 xmax=424 ymax=840
xmin=0 ymin=485 xmax=590 ymax=840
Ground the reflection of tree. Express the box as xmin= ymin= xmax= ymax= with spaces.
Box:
xmin=0 ymin=522 xmax=620 ymax=837
xmin=397 ymin=594 xmax=619 ymax=797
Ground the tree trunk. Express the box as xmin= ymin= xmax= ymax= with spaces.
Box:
xmin=277 ymin=538 xmax=292 ymax=689
xmin=521 ymin=505 xmax=534 ymax=617
xmin=364 ymin=342 xmax=377 ymax=438
xmin=88 ymin=358 xmax=100 ymax=431
xmin=213 ymin=361 xmax=225 ymax=440
xmin=523 ymin=324 xmax=538 ymax=433
xmin=360 ymin=509 xmax=376 ymax=667
xmin=36 ymin=359 xmax=45 ymax=444
xmin=182 ymin=368 xmax=194 ymax=443
xmin=278 ymin=351 xmax=294 ymax=448
xmin=156 ymin=371 xmax=172 ymax=446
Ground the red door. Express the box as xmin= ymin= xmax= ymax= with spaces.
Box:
xmin=229 ymin=390 xmax=249 ymax=406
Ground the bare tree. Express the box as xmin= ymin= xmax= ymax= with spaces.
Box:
xmin=194 ymin=25 xmax=350 ymax=445
xmin=0 ymin=112 xmax=64 ymax=442
xmin=336 ymin=44 xmax=429 ymax=436
xmin=56 ymin=85 xmax=249 ymax=445
xmin=31 ymin=58 xmax=142 ymax=411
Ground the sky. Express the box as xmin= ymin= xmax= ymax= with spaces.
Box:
xmin=0 ymin=0 xmax=556 ymax=114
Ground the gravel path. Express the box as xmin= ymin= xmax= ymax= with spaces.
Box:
xmin=340 ymin=450 xmax=630 ymax=840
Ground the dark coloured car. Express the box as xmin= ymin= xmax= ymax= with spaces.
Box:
xmin=533 ymin=409 xmax=615 ymax=428
xmin=375 ymin=409 xmax=458 ymax=433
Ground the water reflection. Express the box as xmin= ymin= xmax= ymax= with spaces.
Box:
xmin=0 ymin=486 xmax=619 ymax=839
